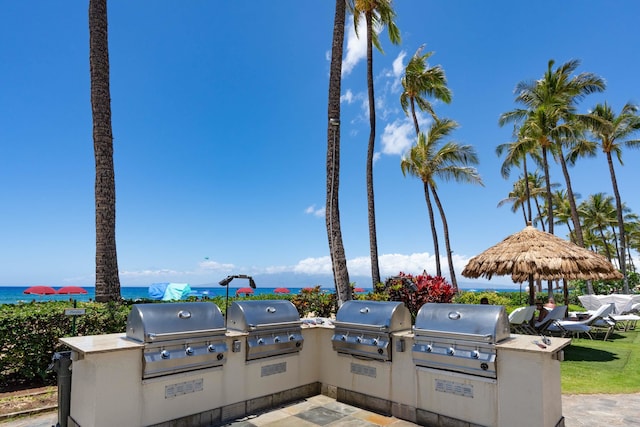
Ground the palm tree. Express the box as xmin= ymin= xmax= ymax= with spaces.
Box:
xmin=579 ymin=193 xmax=617 ymax=262
xmin=500 ymin=59 xmax=605 ymax=244
xmin=89 ymin=0 xmax=121 ymax=302
xmin=400 ymin=45 xmax=453 ymax=282
xmin=348 ymin=0 xmax=401 ymax=286
xmin=326 ymin=0 xmax=351 ymax=306
xmin=496 ymin=125 xmax=543 ymax=225
xmin=553 ymin=189 xmax=580 ymax=242
xmin=497 ymin=173 xmax=554 ymax=228
xmin=583 ymin=102 xmax=640 ymax=293
xmin=400 ymin=45 xmax=451 ymax=135
xmin=400 ymin=119 xmax=483 ymax=290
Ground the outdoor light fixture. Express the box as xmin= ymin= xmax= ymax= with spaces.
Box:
xmin=329 ymin=118 xmax=340 ymax=126
xmin=219 ymin=274 xmax=257 ymax=326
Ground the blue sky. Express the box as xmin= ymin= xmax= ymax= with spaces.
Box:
xmin=1 ymin=1 xmax=639 ymax=289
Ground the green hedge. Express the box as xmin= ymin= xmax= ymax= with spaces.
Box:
xmin=0 ymin=300 xmax=135 ymax=390
xmin=0 ymin=293 xmax=319 ymax=391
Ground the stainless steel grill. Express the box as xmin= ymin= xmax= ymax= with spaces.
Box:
xmin=412 ymin=303 xmax=510 ymax=378
xmin=125 ymin=302 xmax=228 ymax=379
xmin=226 ymin=300 xmax=303 ymax=361
xmin=331 ymin=300 xmax=411 ymax=361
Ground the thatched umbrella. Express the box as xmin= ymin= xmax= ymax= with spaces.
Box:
xmin=461 ymin=225 xmax=622 ymax=304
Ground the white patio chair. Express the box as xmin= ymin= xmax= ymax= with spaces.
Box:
xmin=535 ymin=306 xmax=568 ymax=336
xmin=548 ymin=303 xmax=615 ymax=340
xmin=509 ymin=306 xmax=537 ymax=334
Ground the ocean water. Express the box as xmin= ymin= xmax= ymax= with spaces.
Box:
xmin=0 ymin=286 xmax=335 ymax=305
xmin=0 ymin=284 xmax=518 ymax=306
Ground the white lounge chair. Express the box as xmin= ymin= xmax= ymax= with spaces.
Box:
xmin=535 ymin=306 xmax=568 ymax=336
xmin=548 ymin=303 xmax=615 ymax=340
xmin=509 ymin=306 xmax=537 ymax=334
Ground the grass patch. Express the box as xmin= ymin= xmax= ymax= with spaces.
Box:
xmin=561 ymin=329 xmax=640 ymax=394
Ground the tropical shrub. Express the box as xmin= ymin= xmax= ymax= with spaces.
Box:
xmin=290 ymin=286 xmax=337 ymax=318
xmin=381 ymin=272 xmax=455 ymax=321
xmin=453 ymin=291 xmax=512 ymax=307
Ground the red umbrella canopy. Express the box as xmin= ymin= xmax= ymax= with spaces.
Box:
xmin=24 ymin=285 xmax=57 ymax=295
xmin=274 ymin=287 xmax=290 ymax=294
xmin=354 ymin=287 xmax=365 ymax=293
xmin=57 ymin=286 xmax=88 ymax=295
xmin=236 ymin=287 xmax=255 ymax=296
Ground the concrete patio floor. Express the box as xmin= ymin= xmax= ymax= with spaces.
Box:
xmin=3 ymin=392 xmax=640 ymax=426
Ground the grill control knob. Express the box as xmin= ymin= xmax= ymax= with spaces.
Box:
xmin=372 ymin=338 xmax=379 ymax=346
xmin=217 ymin=353 xmax=224 ymax=361
xmin=185 ymin=347 xmax=194 ymax=356
xmin=341 ymin=335 xmax=347 ymax=341
xmin=258 ymin=338 xmax=264 ymax=345
xmin=289 ymin=335 xmax=296 ymax=341
xmin=161 ymin=350 xmax=170 ymax=359
xmin=447 ymin=347 xmax=455 ymax=356
xmin=356 ymin=337 xmax=362 ymax=343
xmin=274 ymin=336 xmax=281 ymax=343
xmin=472 ymin=350 xmax=480 ymax=359
xmin=208 ymin=344 xmax=217 ymax=353
xmin=425 ymin=345 xmax=432 ymax=353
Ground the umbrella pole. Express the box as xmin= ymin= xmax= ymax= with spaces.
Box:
xmin=72 ymin=299 xmax=77 ymax=336
xmin=528 ymin=274 xmax=535 ymax=306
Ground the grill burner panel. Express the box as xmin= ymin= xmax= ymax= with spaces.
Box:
xmin=412 ymin=303 xmax=510 ymax=378
xmin=332 ymin=301 xmax=411 ymax=361
xmin=125 ymin=302 xmax=228 ymax=379
xmin=226 ymin=300 xmax=303 ymax=361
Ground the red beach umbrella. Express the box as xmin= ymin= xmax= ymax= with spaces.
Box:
xmin=274 ymin=287 xmax=290 ymax=294
xmin=57 ymin=286 xmax=88 ymax=295
xmin=236 ymin=287 xmax=255 ymax=296
xmin=24 ymin=285 xmax=57 ymax=295
xmin=354 ymin=287 xmax=365 ymax=293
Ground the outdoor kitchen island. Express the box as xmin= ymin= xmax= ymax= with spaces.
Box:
xmin=59 ymin=302 xmax=570 ymax=427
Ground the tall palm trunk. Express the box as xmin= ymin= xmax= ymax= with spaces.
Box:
xmin=422 ymin=182 xmax=441 ymax=276
xmin=607 ymin=151 xmax=628 ymax=293
xmin=522 ymin=161 xmax=532 ymax=224
xmin=557 ymin=148 xmax=584 ymax=247
xmin=541 ymin=146 xmax=554 ymax=235
xmin=431 ymin=186 xmax=456 ymax=290
xmin=89 ymin=0 xmax=121 ymax=302
xmin=365 ymin=12 xmax=380 ymax=286
xmin=326 ymin=0 xmax=351 ymax=306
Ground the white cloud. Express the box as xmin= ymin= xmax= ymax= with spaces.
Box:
xmin=120 ymin=268 xmax=182 ymax=278
xmin=199 ymin=260 xmax=236 ymax=271
xmin=342 ymin=18 xmax=367 ymax=77
xmin=292 ymin=256 xmax=334 ymax=275
xmin=341 ymin=89 xmax=355 ymax=104
xmin=109 ymin=251 xmax=513 ymax=288
xmin=305 ymin=205 xmax=325 ymax=217
xmin=381 ymin=118 xmax=415 ymax=155
xmin=392 ymin=51 xmax=406 ymax=79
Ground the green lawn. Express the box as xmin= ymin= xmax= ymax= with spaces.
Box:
xmin=561 ymin=328 xmax=640 ymax=394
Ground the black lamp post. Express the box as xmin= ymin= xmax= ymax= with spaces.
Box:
xmin=219 ymin=274 xmax=256 ymax=326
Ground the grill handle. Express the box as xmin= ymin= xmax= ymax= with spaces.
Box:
xmin=146 ymin=329 xmax=226 ymax=341
xmin=415 ymin=329 xmax=494 ymax=342
xmin=333 ymin=321 xmax=389 ymax=332
xmin=244 ymin=321 xmax=302 ymax=330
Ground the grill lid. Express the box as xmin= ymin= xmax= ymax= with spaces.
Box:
xmin=226 ymin=300 xmax=301 ymax=332
xmin=126 ymin=302 xmax=226 ymax=343
xmin=334 ymin=300 xmax=411 ymax=332
xmin=414 ymin=303 xmax=510 ymax=344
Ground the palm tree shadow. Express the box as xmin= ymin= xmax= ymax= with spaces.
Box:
xmin=563 ymin=344 xmax=618 ymax=362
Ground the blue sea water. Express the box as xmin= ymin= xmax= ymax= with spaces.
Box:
xmin=0 ymin=284 xmax=518 ymax=306
xmin=0 ymin=286 xmax=333 ymax=305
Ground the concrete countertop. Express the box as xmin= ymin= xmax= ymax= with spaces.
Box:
xmin=497 ymin=333 xmax=571 ymax=353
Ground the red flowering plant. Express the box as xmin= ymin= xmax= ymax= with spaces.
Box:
xmin=384 ymin=271 xmax=455 ymax=322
